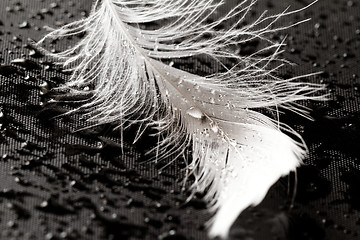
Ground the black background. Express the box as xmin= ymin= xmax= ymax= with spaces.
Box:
xmin=0 ymin=0 xmax=359 ymax=239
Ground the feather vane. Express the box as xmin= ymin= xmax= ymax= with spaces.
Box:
xmin=36 ymin=0 xmax=324 ymax=238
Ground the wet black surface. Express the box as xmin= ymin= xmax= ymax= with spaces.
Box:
xmin=0 ymin=0 xmax=359 ymax=239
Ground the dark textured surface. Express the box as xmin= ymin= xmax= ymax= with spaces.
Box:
xmin=0 ymin=0 xmax=359 ymax=239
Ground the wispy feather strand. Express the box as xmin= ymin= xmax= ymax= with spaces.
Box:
xmin=36 ymin=0 xmax=325 ymax=238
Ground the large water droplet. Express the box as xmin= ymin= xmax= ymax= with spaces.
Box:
xmin=186 ymin=107 xmax=204 ymax=119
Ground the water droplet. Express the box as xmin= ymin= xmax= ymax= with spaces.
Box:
xmin=18 ymin=21 xmax=30 ymax=29
xmin=45 ymin=232 xmax=54 ymax=240
xmin=193 ymin=84 xmax=200 ymax=91
xmin=229 ymin=139 xmax=237 ymax=147
xmin=210 ymin=123 xmax=218 ymax=133
xmin=96 ymin=141 xmax=103 ymax=148
xmin=7 ymin=220 xmax=16 ymax=228
xmin=40 ymin=201 xmax=48 ymax=207
xmin=186 ymin=107 xmax=204 ymax=119
xmin=225 ymin=102 xmax=231 ymax=109
xmin=39 ymin=81 xmax=49 ymax=95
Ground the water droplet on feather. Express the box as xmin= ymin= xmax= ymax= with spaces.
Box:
xmin=186 ymin=107 xmax=204 ymax=119
xmin=210 ymin=123 xmax=218 ymax=133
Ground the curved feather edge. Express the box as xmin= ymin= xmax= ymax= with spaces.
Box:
xmin=35 ymin=0 xmax=326 ymax=238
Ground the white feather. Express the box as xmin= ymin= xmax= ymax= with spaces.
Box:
xmin=35 ymin=0 xmax=325 ymax=238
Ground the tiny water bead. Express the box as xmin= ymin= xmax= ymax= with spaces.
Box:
xmin=210 ymin=122 xmax=219 ymax=134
